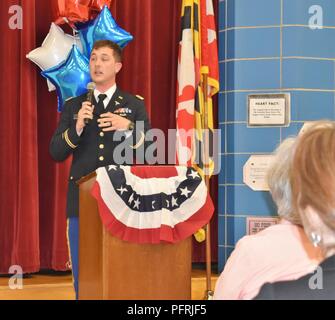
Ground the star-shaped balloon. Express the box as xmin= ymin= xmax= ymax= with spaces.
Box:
xmin=54 ymin=0 xmax=90 ymax=26
xmin=76 ymin=5 xmax=133 ymax=57
xmin=41 ymin=45 xmax=91 ymax=112
xmin=26 ymin=23 xmax=82 ymax=91
xmin=79 ymin=0 xmax=112 ymax=13
xmin=89 ymin=0 xmax=112 ymax=12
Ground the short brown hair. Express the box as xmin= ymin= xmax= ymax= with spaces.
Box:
xmin=92 ymin=40 xmax=122 ymax=62
xmin=291 ymin=120 xmax=335 ymax=231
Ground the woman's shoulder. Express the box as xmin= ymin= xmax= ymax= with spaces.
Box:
xmin=236 ymin=221 xmax=301 ymax=250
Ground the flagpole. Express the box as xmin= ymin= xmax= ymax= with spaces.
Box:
xmin=201 ymin=68 xmax=214 ymax=300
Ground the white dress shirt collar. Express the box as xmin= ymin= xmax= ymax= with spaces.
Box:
xmin=94 ymin=84 xmax=117 ymax=108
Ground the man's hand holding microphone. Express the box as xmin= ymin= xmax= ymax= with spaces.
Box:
xmin=75 ymin=82 xmax=133 ymax=136
xmin=76 ymin=82 xmax=96 ymax=136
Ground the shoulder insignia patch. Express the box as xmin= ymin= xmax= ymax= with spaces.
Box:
xmin=135 ymin=94 xmax=144 ymax=100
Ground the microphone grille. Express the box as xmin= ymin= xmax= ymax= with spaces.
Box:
xmin=87 ymin=82 xmax=96 ymax=91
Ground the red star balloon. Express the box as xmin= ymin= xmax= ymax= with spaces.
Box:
xmin=54 ymin=0 xmax=90 ymax=26
xmin=80 ymin=0 xmax=112 ymax=12
xmin=90 ymin=0 xmax=112 ymax=12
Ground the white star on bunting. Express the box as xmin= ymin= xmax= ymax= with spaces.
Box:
xmin=116 ymin=186 xmax=128 ymax=195
xmin=133 ymin=198 xmax=140 ymax=209
xmin=188 ymin=170 xmax=200 ymax=179
xmin=128 ymin=193 xmax=134 ymax=205
xmin=180 ymin=187 xmax=191 ymax=198
xmin=171 ymin=196 xmax=178 ymax=207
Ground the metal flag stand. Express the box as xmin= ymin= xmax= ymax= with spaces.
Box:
xmin=200 ymin=68 xmax=214 ymax=300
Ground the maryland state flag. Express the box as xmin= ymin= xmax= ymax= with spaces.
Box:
xmin=176 ymin=0 xmax=219 ymax=178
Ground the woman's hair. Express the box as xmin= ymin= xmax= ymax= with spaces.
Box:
xmin=291 ymin=120 xmax=335 ymax=234
xmin=267 ymin=137 xmax=300 ymax=224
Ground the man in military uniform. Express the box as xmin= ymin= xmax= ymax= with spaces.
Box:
xmin=49 ymin=40 xmax=151 ymax=298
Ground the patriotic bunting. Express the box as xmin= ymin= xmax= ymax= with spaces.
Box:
xmin=91 ymin=165 xmax=214 ymax=244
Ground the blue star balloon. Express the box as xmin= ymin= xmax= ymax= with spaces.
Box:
xmin=41 ymin=45 xmax=91 ymax=112
xmin=76 ymin=5 xmax=133 ymax=57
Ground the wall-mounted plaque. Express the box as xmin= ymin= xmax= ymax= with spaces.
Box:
xmin=246 ymin=216 xmax=280 ymax=235
xmin=243 ymin=155 xmax=274 ymax=191
xmin=247 ymin=93 xmax=290 ymax=127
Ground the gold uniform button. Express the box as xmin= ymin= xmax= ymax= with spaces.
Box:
xmin=99 ymin=156 xmax=104 ymax=161
xmin=99 ymin=132 xmax=104 ymax=137
xmin=70 ymin=176 xmax=74 ymax=180
xmin=99 ymin=144 xmax=104 ymax=149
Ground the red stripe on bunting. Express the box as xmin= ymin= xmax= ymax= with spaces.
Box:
xmin=130 ymin=165 xmax=178 ymax=179
xmin=91 ymin=182 xmax=214 ymax=244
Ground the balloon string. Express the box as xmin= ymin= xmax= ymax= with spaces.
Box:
xmin=63 ymin=17 xmax=78 ymax=33
xmin=62 ymin=17 xmax=79 ymax=46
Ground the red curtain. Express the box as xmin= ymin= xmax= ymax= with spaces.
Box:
xmin=0 ymin=0 xmax=218 ymax=274
xmin=0 ymin=0 xmax=40 ymax=273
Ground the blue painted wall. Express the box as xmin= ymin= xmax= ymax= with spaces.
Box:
xmin=218 ymin=0 xmax=335 ymax=272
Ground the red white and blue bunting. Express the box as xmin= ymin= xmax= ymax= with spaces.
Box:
xmin=91 ymin=165 xmax=214 ymax=244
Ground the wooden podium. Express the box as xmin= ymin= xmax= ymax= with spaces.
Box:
xmin=78 ymin=173 xmax=192 ymax=300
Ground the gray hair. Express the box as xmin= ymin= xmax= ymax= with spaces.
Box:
xmin=267 ymin=137 xmax=301 ymax=224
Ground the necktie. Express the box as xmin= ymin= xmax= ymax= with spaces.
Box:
xmin=96 ymin=94 xmax=107 ymax=115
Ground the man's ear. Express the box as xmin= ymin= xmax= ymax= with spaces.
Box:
xmin=115 ymin=62 xmax=122 ymax=74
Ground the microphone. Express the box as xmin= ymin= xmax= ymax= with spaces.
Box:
xmin=85 ymin=82 xmax=96 ymax=124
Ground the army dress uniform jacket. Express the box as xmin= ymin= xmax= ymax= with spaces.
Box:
xmin=49 ymin=87 xmax=151 ymax=218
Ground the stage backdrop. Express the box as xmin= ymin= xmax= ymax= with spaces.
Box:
xmin=0 ymin=0 xmax=218 ymax=274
